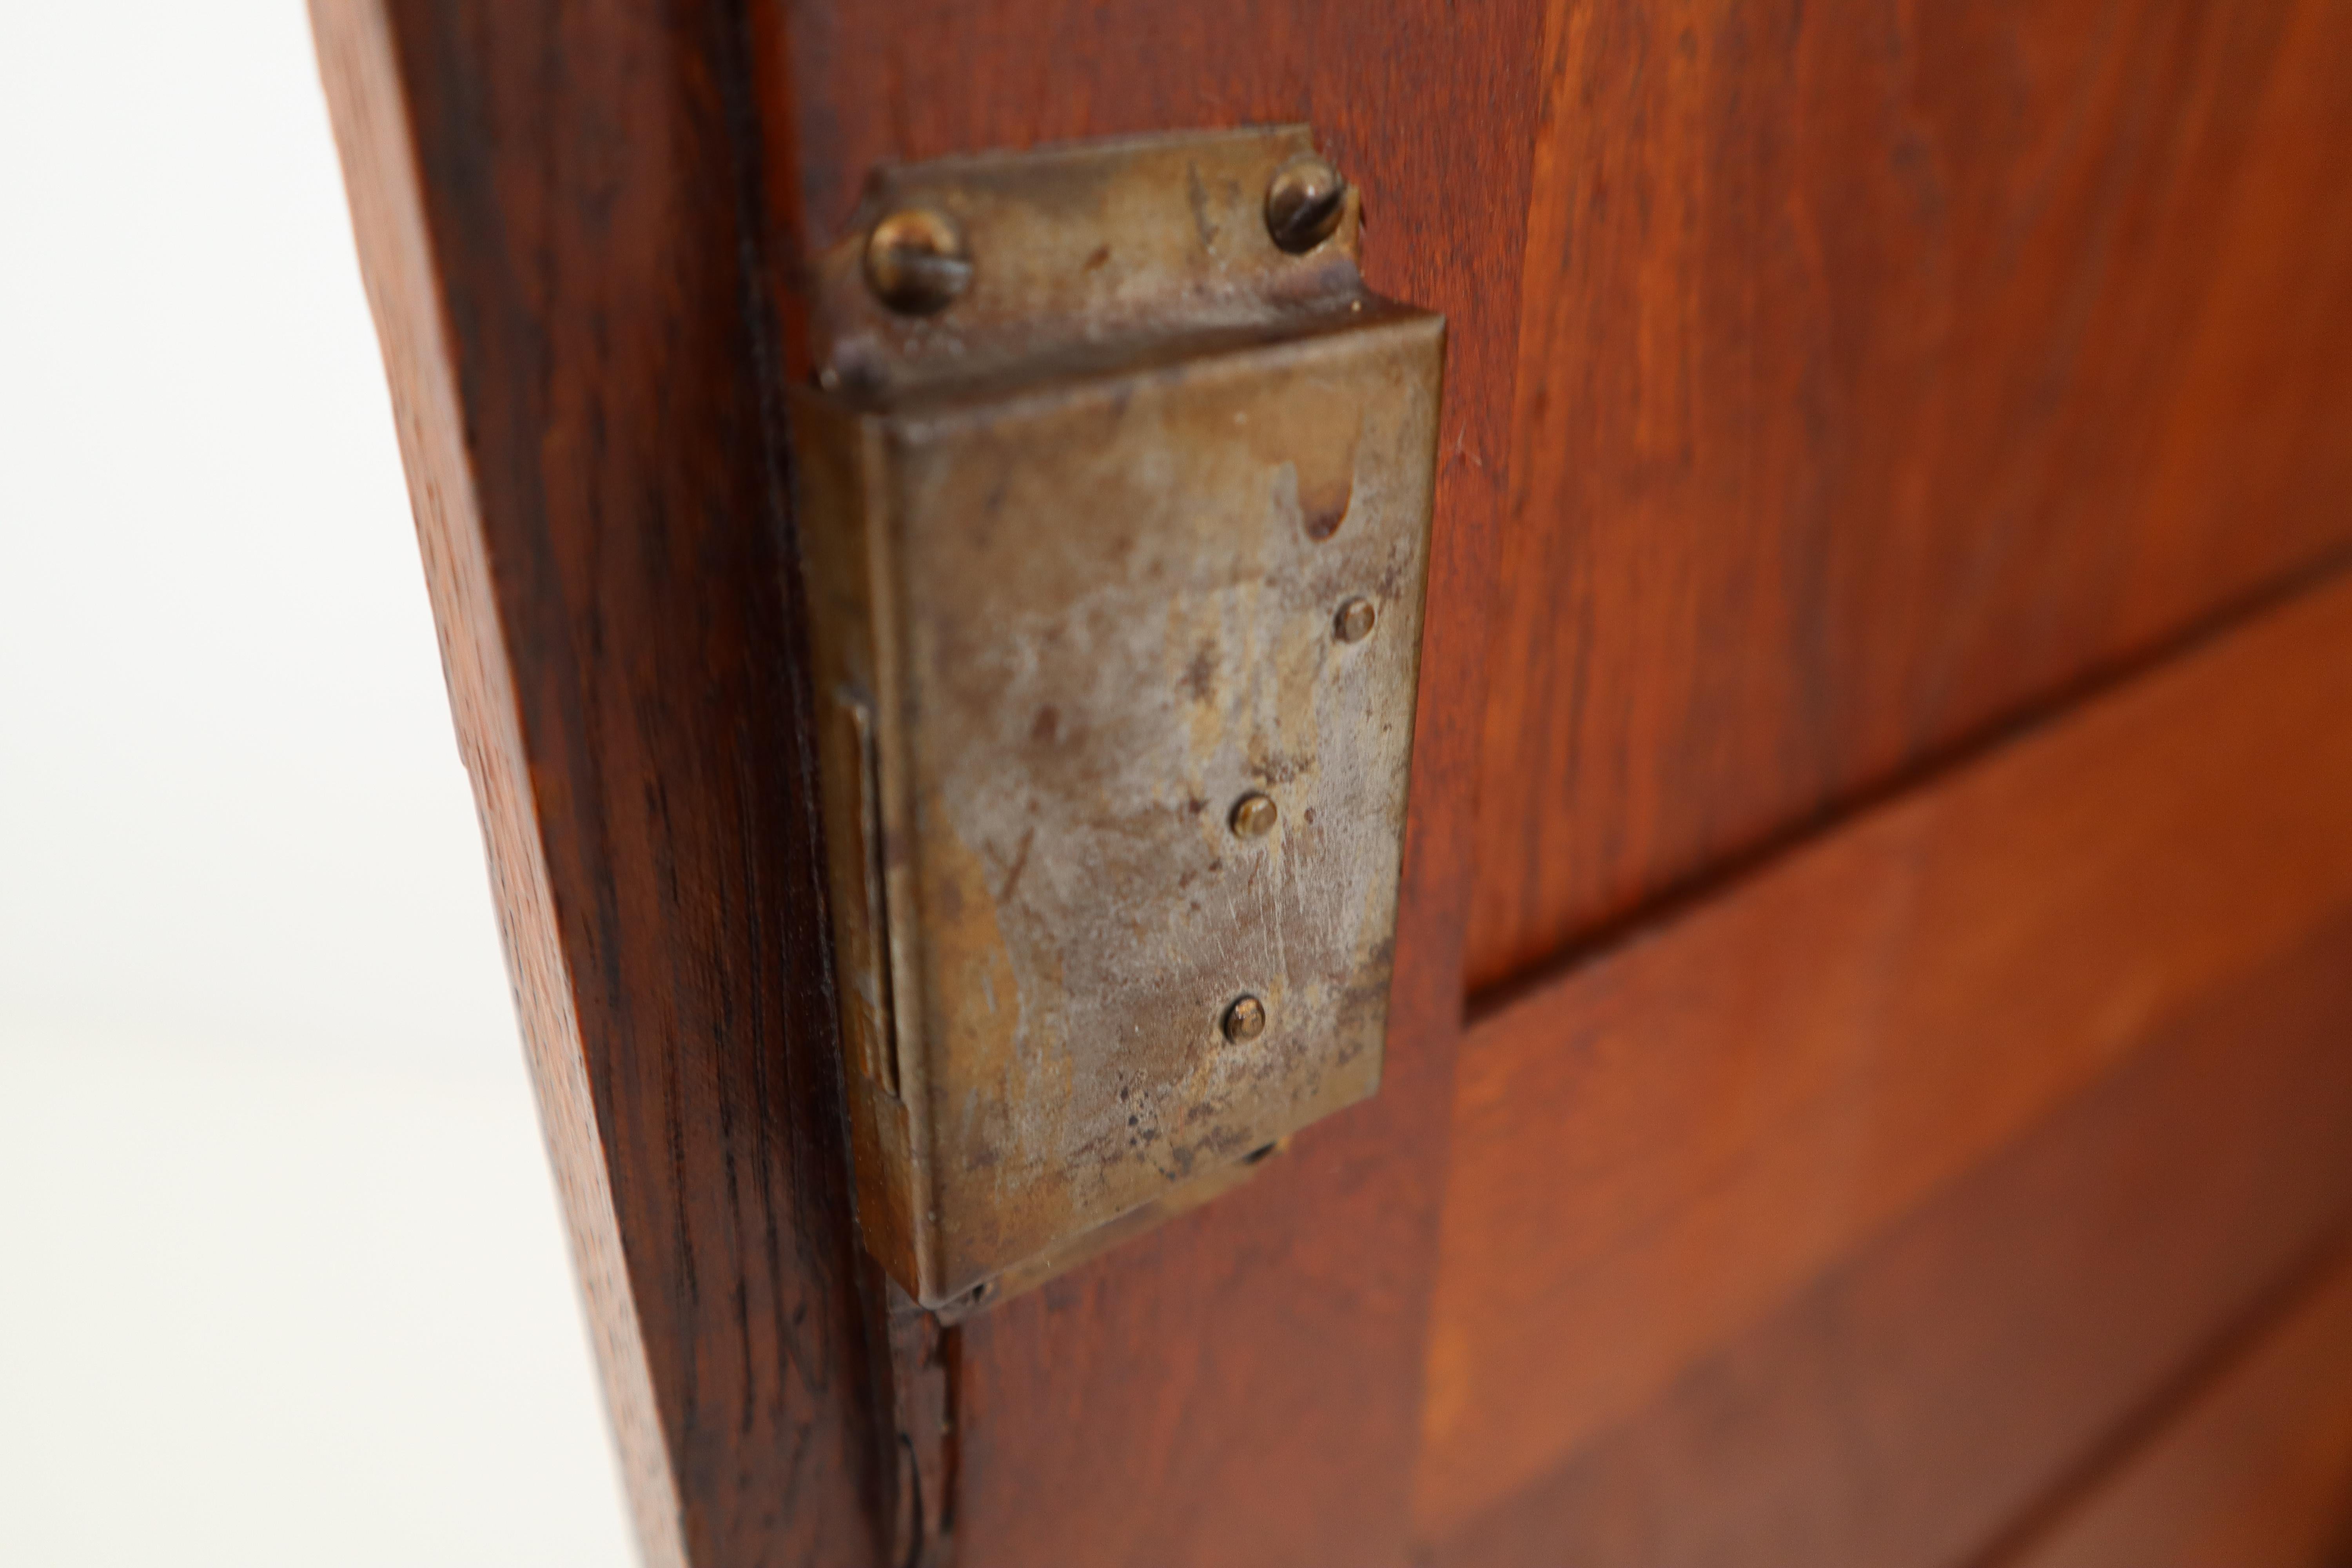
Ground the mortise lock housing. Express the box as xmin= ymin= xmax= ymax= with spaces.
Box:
xmin=793 ymin=127 xmax=1443 ymax=1313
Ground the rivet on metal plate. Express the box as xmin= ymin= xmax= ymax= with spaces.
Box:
xmin=863 ymin=207 xmax=972 ymax=315
xmin=793 ymin=126 xmax=1444 ymax=1314
xmin=1230 ymin=792 xmax=1279 ymax=839
xmin=1265 ymin=152 xmax=1350 ymax=254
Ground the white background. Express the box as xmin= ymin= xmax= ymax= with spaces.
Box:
xmin=0 ymin=4 xmax=637 ymax=1563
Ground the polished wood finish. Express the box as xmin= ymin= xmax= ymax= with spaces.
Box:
xmin=1424 ymin=568 xmax=2352 ymax=1535
xmin=316 ymin=2 xmax=2352 ymax=1563
xmin=2002 ymin=1238 xmax=2352 ymax=1568
xmin=312 ymin=4 xmax=887 ymax=1563
xmin=1430 ymin=908 xmax=2352 ymax=1567
xmin=1470 ymin=0 xmax=2352 ymax=989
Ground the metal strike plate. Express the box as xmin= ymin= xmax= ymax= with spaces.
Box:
xmin=792 ymin=127 xmax=1442 ymax=1314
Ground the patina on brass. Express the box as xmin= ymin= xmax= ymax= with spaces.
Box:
xmin=863 ymin=206 xmax=972 ymax=315
xmin=1229 ymin=792 xmax=1279 ymax=839
xmin=1264 ymin=152 xmax=1350 ymax=254
xmin=793 ymin=126 xmax=1443 ymax=1314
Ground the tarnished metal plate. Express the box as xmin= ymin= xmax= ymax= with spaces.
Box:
xmin=793 ymin=127 xmax=1442 ymax=1311
xmin=809 ymin=125 xmax=1370 ymax=402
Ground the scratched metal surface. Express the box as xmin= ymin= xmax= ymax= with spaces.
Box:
xmin=811 ymin=126 xmax=1367 ymax=403
xmin=793 ymin=128 xmax=1442 ymax=1308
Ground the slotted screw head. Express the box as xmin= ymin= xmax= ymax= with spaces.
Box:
xmin=1223 ymin=995 xmax=1267 ymax=1043
xmin=1230 ymin=792 xmax=1278 ymax=838
xmin=1265 ymin=154 xmax=1348 ymax=254
xmin=864 ymin=207 xmax=972 ymax=314
xmin=1334 ymin=597 xmax=1377 ymax=643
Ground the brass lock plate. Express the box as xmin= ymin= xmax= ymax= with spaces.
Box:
xmin=793 ymin=127 xmax=1442 ymax=1313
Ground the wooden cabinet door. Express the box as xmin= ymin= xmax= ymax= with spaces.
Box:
xmin=314 ymin=2 xmax=2352 ymax=1564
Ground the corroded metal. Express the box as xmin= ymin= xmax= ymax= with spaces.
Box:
xmin=793 ymin=126 xmax=1443 ymax=1312
xmin=1229 ymin=792 xmax=1279 ymax=839
xmin=1264 ymin=153 xmax=1350 ymax=254
xmin=863 ymin=207 xmax=972 ymax=315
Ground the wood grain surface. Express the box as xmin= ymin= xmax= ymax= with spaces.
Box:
xmin=1999 ymin=1238 xmax=2352 ymax=1568
xmin=312 ymin=4 xmax=890 ymax=1564
xmin=1423 ymin=566 xmax=2352 ymax=1537
xmin=316 ymin=2 xmax=2352 ymax=1562
xmin=1470 ymin=0 xmax=2352 ymax=989
xmin=1430 ymin=906 xmax=2352 ymax=1567
xmin=749 ymin=4 xmax=1547 ymax=1563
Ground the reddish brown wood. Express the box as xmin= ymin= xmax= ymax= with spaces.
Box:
xmin=1429 ymin=907 xmax=2352 ymax=1566
xmin=1470 ymin=0 xmax=2352 ymax=990
xmin=312 ymin=4 xmax=889 ymax=1564
xmin=317 ymin=2 xmax=2352 ymax=1562
xmin=747 ymin=6 xmax=1547 ymax=1564
xmin=1422 ymin=569 xmax=2352 ymax=1536
xmin=2000 ymin=1240 xmax=2352 ymax=1568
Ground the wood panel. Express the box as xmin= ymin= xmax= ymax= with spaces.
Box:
xmin=1429 ymin=906 xmax=2352 ymax=1567
xmin=1470 ymin=0 xmax=2352 ymax=989
xmin=320 ymin=5 xmax=2352 ymax=1565
xmin=750 ymin=5 xmax=1546 ymax=1563
xmin=1421 ymin=567 xmax=2352 ymax=1537
xmin=311 ymin=5 xmax=889 ymax=1565
xmin=2000 ymin=1241 xmax=2352 ymax=1568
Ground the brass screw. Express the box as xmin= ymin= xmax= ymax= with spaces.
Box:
xmin=1334 ymin=597 xmax=1377 ymax=643
xmin=1223 ymin=995 xmax=1267 ymax=1043
xmin=1230 ymin=792 xmax=1278 ymax=838
xmin=1265 ymin=154 xmax=1348 ymax=254
xmin=864 ymin=207 xmax=972 ymax=314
